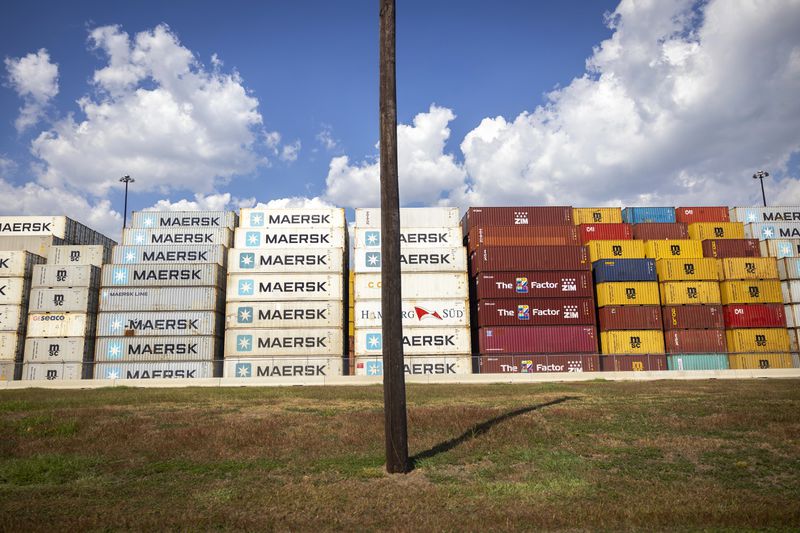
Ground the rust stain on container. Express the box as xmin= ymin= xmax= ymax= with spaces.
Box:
xmin=467 ymin=225 xmax=579 ymax=252
xmin=598 ymin=305 xmax=663 ymax=331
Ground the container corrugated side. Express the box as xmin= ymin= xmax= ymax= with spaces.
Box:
xmin=478 ymin=326 xmax=597 ymax=354
xmin=100 ymin=264 xmax=224 ymax=288
xmin=225 ymin=328 xmax=343 ymax=357
xmin=22 ymin=362 xmax=82 ymax=380
xmin=24 ymin=337 xmax=93 ymax=363
xmin=0 ymin=250 xmax=46 ymax=277
xmin=578 ymin=223 xmax=632 ymax=243
xmin=475 ymin=298 xmax=595 ymax=327
xmin=31 ymin=265 xmax=100 ymax=288
xmin=572 ymin=208 xmax=622 ymax=224
xmin=644 ymin=240 xmax=704 ymax=260
xmin=0 ymin=216 xmax=69 ymax=238
xmin=596 ymin=282 xmax=660 ymax=306
xmin=467 ymin=226 xmax=579 ymax=251
xmin=0 ymin=278 xmax=30 ymax=305
xmin=720 ymin=257 xmax=778 ymax=280
xmin=728 ymin=353 xmax=793 ymax=369
xmin=702 ymin=239 xmax=760 ymax=258
xmin=587 ymin=240 xmax=646 ymax=262
xmin=0 ymin=361 xmax=16 ymax=380
xmin=662 ymin=305 xmax=724 ymax=329
xmin=592 ymin=259 xmax=657 ymax=283
xmin=355 ymin=327 xmax=470 ymax=356
xmin=0 ymin=305 xmax=26 ymax=331
xmin=621 ymin=208 xmax=676 ymax=224
xmin=227 ymin=273 xmax=343 ymax=302
xmin=600 ymin=354 xmax=668 ymax=371
xmin=744 ymin=222 xmax=800 ymax=240
xmin=462 ymin=207 xmax=573 ymax=233
xmin=95 ymin=361 xmax=219 ymax=380
xmin=96 ymin=311 xmax=223 ymax=336
xmin=98 ymin=287 xmax=224 ymax=312
xmin=0 ymin=236 xmax=66 ymax=257
xmin=781 ymin=280 xmax=800 ymax=303
xmin=656 ymin=258 xmax=719 ymax=281
xmin=598 ymin=306 xmax=663 ymax=331
xmin=720 ymin=280 xmax=782 ymax=304
xmin=234 ymin=227 xmax=345 ymax=249
xmin=28 ymin=287 xmax=97 ymax=313
xmin=355 ymin=227 xmax=462 ymax=248
xmin=659 ymin=281 xmax=721 ymax=305
xmin=664 ymin=329 xmax=727 ymax=353
xmin=631 ymin=223 xmax=689 ymax=240
xmin=354 ymin=247 xmax=466 ymax=273
xmin=355 ymin=273 xmax=467 ymax=300
xmin=225 ymin=357 xmax=344 ymax=379
xmin=48 ymin=245 xmax=108 ymax=266
xmin=477 ymin=354 xmax=600 ymax=373
xmin=675 ymin=207 xmax=730 ymax=223
xmin=0 ymin=332 xmax=24 ymax=362
xmin=240 ymin=208 xmax=346 ymax=228
xmin=130 ymin=210 xmax=237 ymax=229
xmin=112 ymin=245 xmax=227 ymax=266
xmin=472 ymin=271 xmax=594 ymax=299
xmin=730 ymin=206 xmax=800 ymax=223
xmin=726 ymin=328 xmax=791 ymax=352
xmin=777 ymin=258 xmax=800 ymax=280
xmin=470 ymin=246 xmax=590 ymax=275
xmin=725 ymin=304 xmax=786 ymax=328
xmin=688 ymin=222 xmax=745 ymax=240
xmin=354 ymin=299 xmax=468 ymax=328
xmin=95 ymin=336 xmax=220 ymax=362
xmin=667 ymin=354 xmax=730 ymax=371
xmin=227 ymin=248 xmax=345 ymax=274
xmin=600 ymin=330 xmax=665 ymax=354
xmin=122 ymin=228 xmax=232 ymax=247
xmin=354 ymin=355 xmax=472 ymax=376
xmin=226 ymin=301 xmax=344 ymax=329
xmin=27 ymin=312 xmax=96 ymax=337
xmin=760 ymin=239 xmax=800 ymax=259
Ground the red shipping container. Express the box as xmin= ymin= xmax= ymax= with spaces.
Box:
xmin=467 ymin=225 xmax=579 ymax=252
xmin=664 ymin=329 xmax=727 ymax=353
xmin=477 ymin=354 xmax=600 ymax=374
xmin=462 ymin=207 xmax=573 ymax=234
xmin=662 ymin=305 xmax=724 ymax=329
xmin=478 ymin=325 xmax=598 ymax=354
xmin=632 ymin=223 xmax=689 ymax=240
xmin=470 ymin=246 xmax=590 ymax=276
xmin=476 ymin=297 xmax=596 ymax=327
xmin=675 ymin=207 xmax=731 ymax=224
xmin=579 ymin=223 xmax=633 ymax=243
xmin=598 ymin=305 xmax=663 ymax=331
xmin=600 ymin=354 xmax=668 ymax=371
xmin=702 ymin=239 xmax=760 ymax=258
xmin=723 ymin=304 xmax=787 ymax=328
xmin=472 ymin=271 xmax=594 ymax=299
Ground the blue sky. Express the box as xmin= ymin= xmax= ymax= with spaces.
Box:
xmin=1 ymin=0 xmax=799 ymax=238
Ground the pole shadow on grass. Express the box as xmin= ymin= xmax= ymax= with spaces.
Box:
xmin=409 ymin=396 xmax=578 ymax=470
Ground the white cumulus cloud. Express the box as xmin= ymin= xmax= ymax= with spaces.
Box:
xmin=4 ymin=49 xmax=59 ymax=132
xmin=254 ymin=196 xmax=335 ymax=209
xmin=280 ymin=140 xmax=301 ymax=162
xmin=145 ymin=192 xmax=255 ymax=212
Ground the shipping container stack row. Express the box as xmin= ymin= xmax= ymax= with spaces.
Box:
xmin=0 ymin=251 xmax=44 ymax=380
xmin=224 ymin=208 xmax=347 ymax=379
xmin=352 ymin=208 xmax=471 ymax=376
xmin=0 ymin=215 xmax=116 ymax=258
xmin=93 ymin=211 xmax=234 ymax=380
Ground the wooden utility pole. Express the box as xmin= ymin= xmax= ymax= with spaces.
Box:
xmin=379 ymin=0 xmax=409 ymax=474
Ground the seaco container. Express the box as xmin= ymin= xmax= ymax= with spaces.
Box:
xmin=94 ymin=361 xmax=218 ymax=380
xmin=659 ymin=281 xmax=721 ymax=305
xmin=720 ymin=280 xmax=782 ymax=304
xmin=777 ymin=258 xmax=800 ymax=280
xmin=726 ymin=328 xmax=790 ymax=353
xmin=621 ymin=207 xmax=676 ymax=224
xmin=675 ymin=207 xmax=730 ymax=223
xmin=472 ymin=271 xmax=593 ymax=299
xmin=228 ymin=248 xmax=344 ymax=273
xmin=25 ymin=337 xmax=93 ymax=363
xmin=592 ymin=259 xmax=657 ymax=283
xmin=355 ymin=327 xmax=470 ymax=356
xmin=355 ymin=273 xmax=467 ymax=300
xmin=632 ymin=223 xmax=689 ymax=240
xmin=688 ymin=222 xmax=744 ymax=241
xmin=745 ymin=222 xmax=800 ymax=240
xmin=462 ymin=207 xmax=573 ymax=234
xmin=122 ymin=228 xmax=232 ymax=247
xmin=664 ymin=329 xmax=727 ymax=353
xmin=586 ymin=240 xmax=646 ymax=262
xmin=475 ymin=298 xmax=595 ymax=327
xmin=667 ymin=354 xmax=730 ymax=371
xmin=95 ymin=336 xmax=220 ymax=363
xmin=226 ymin=301 xmax=344 ymax=329
xmin=478 ymin=325 xmax=597 ymax=354
xmin=662 ymin=304 xmax=724 ymax=329
xmin=354 ymin=247 xmax=467 ymax=273
xmin=477 ymin=354 xmax=600 ymax=374
xmin=600 ymin=354 xmax=668 ymax=371
xmin=224 ymin=328 xmax=343 ymax=357
xmin=645 ymin=240 xmax=704 ymax=260
xmin=354 ymin=299 xmax=468 ymax=328
xmin=572 ymin=207 xmax=622 ymax=225
xmin=760 ymin=239 xmax=800 ymax=259
xmin=241 ymin=207 xmax=346 ymax=229
xmin=595 ymin=282 xmax=660 ymax=306
xmin=0 ymin=250 xmax=46 ymax=277
xmin=99 ymin=287 xmax=224 ymax=312
xmin=28 ymin=288 xmax=97 ymax=313
xmin=578 ymin=223 xmax=632 ymax=243
xmin=100 ymin=264 xmax=224 ymax=288
xmin=31 ymin=265 xmax=99 ymax=288
xmin=730 ymin=206 xmax=800 ymax=224
xmin=724 ymin=304 xmax=786 ymax=328
xmin=656 ymin=258 xmax=719 ymax=281
xmin=469 ymin=246 xmax=590 ymax=275
xmin=225 ymin=356 xmax=345 ymax=379
xmin=703 ymin=239 xmax=760 ymax=258
xmin=96 ymin=311 xmax=223 ymax=337
xmin=130 ymin=210 xmax=237 ymax=229
xmin=467 ymin=225 xmax=579 ymax=251
xmin=719 ymin=257 xmax=778 ymax=280
xmin=598 ymin=305 xmax=663 ymax=331
xmin=356 ymin=207 xmax=458 ymax=229
xmin=112 ymin=245 xmax=227 ymax=266
xmin=600 ymin=330 xmax=665 ymax=354
xmin=728 ymin=353 xmax=793 ymax=369
xmin=27 ymin=313 xmax=95 ymax=337
xmin=354 ymin=227 xmax=462 ymax=248
xmin=227 ymin=273 xmax=343 ymax=302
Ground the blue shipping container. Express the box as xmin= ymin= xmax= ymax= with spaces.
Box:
xmin=622 ymin=207 xmax=676 ymax=224
xmin=592 ymin=258 xmax=657 ymax=283
xmin=667 ymin=354 xmax=730 ymax=371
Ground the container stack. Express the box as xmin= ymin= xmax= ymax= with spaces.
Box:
xmin=0 ymin=216 xmax=115 ymax=257
xmin=224 ymin=208 xmax=347 ymax=380
xmin=94 ymin=211 xmax=234 ymax=380
xmin=466 ymin=207 xmax=598 ymax=374
xmin=0 ymin=251 xmax=45 ymax=380
xmin=353 ymin=208 xmax=470 ymax=376
xmin=347 ymin=270 xmax=354 ymax=373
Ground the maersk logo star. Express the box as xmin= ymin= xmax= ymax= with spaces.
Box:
xmin=250 ymin=213 xmax=264 ymax=227
xmin=365 ymin=252 xmax=381 ymax=268
xmin=237 ymin=335 xmax=253 ymax=352
xmin=245 ymin=231 xmax=260 ymax=246
xmin=365 ymin=231 xmax=380 ymax=246
xmin=746 ymin=211 xmax=757 ymax=222
xmin=109 ymin=317 xmax=123 ymax=332
xmin=238 ymin=279 xmax=254 ymax=295
xmin=366 ymin=361 xmax=383 ymax=376
xmin=366 ymin=333 xmax=382 ymax=350
xmin=134 ymin=233 xmax=145 ymax=244
xmin=235 ymin=362 xmax=252 ymax=377
xmin=112 ymin=268 xmax=128 ymax=284
xmin=107 ymin=342 xmax=122 ymax=359
xmin=105 ymin=368 xmax=121 ymax=380
xmin=239 ymin=253 xmax=255 ymax=269
xmin=143 ymin=217 xmax=154 ymax=227
xmin=124 ymin=250 xmax=136 ymax=263
xmin=761 ymin=226 xmax=775 ymax=239
xmin=238 ymin=306 xmax=254 ymax=323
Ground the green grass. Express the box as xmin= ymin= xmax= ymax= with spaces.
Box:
xmin=0 ymin=380 xmax=799 ymax=531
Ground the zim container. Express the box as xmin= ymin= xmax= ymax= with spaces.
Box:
xmin=719 ymin=257 xmax=778 ymax=280
xmin=659 ymin=281 xmax=721 ymax=305
xmin=241 ymin=208 xmax=346 ymax=229
xmin=726 ymin=328 xmax=790 ymax=353
xmin=656 ymin=258 xmax=719 ymax=281
xmin=664 ymin=329 xmax=727 ymax=353
xmin=644 ymin=240 xmax=704 ymax=260
xmin=226 ymin=301 xmax=344 ymax=330
xmin=688 ymin=222 xmax=744 ymax=241
xmin=112 ymin=245 xmax=227 ymax=266
xmin=667 ymin=354 xmax=729 ymax=371
xmin=95 ymin=361 xmax=219 ymax=380
xmin=0 ymin=250 xmax=46 ymax=277
xmin=95 ymin=336 xmax=221 ymax=362
xmin=720 ymin=280 xmax=782 ymax=304
xmin=631 ymin=223 xmax=689 ymax=240
xmin=354 ymin=299 xmax=468 ymax=328
xmin=598 ymin=305 xmax=663 ymax=331
xmin=225 ymin=357 xmax=345 ymax=379
xmin=728 ymin=353 xmax=793 ymax=369
xmin=475 ymin=298 xmax=595 ymax=327
xmin=472 ymin=271 xmax=593 ymax=299
xmin=600 ymin=354 xmax=668 ymax=371
xmin=572 ymin=207 xmax=622 ymax=225
xmin=595 ymin=282 xmax=660 ymax=306
xmin=353 ymin=355 xmax=472 ymax=376
xmin=478 ymin=325 xmax=597 ymax=354
xmin=724 ymin=304 xmax=786 ymax=328
xmin=578 ymin=223 xmax=632 ymax=243
xmin=777 ymin=258 xmax=800 ymax=280
xmin=356 ymin=207 xmax=458 ymax=229
xmin=24 ymin=337 xmax=94 ymax=364
xmin=675 ymin=207 xmax=730 ymax=224
xmin=662 ymin=305 xmax=724 ymax=330
xmin=587 ymin=240 xmax=646 ymax=262
xmin=703 ymin=239 xmax=760 ymax=258
xmin=621 ymin=208 xmax=676 ymax=224
xmin=760 ymin=239 xmax=800 ymax=259
xmin=599 ymin=330 xmax=665 ymax=354
xmin=477 ymin=354 xmax=600 ymax=374
xmin=592 ymin=259 xmax=657 ymax=283
xmin=355 ymin=327 xmax=471 ymax=356
xmin=470 ymin=246 xmax=590 ymax=275
xmin=744 ymin=222 xmax=800 ymax=240
xmin=354 ymin=247 xmax=466 ymax=273
xmin=234 ymin=227 xmax=346 ymax=249
xmin=354 ymin=227 xmax=462 ymax=248
xmin=355 ymin=273 xmax=468 ymax=300
xmin=462 ymin=207 xmax=573 ymax=233
xmin=130 ymin=210 xmax=238 ymax=229
xmin=467 ymin=225 xmax=579 ymax=251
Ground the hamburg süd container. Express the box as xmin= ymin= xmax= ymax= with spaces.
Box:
xmin=720 ymin=280 xmax=782 ymax=304
xmin=354 ymin=247 xmax=467 ymax=273
xmin=353 ymin=355 xmax=472 ymax=376
xmin=47 ymin=245 xmax=108 ymax=267
xmin=724 ymin=303 xmax=786 ymax=328
xmin=31 ymin=265 xmax=99 ymax=288
xmin=354 ymin=299 xmax=468 ymax=328
xmin=744 ymin=222 xmax=800 ymax=240
xmin=0 ymin=250 xmax=45 ymax=277
xmin=356 ymin=207 xmax=458 ymax=229
xmin=662 ymin=304 xmax=724 ymax=330
xmin=621 ymin=207 xmax=676 ymax=224
xmin=595 ymin=282 xmax=660 ymax=306
xmin=96 ymin=311 xmax=223 ymax=337
xmin=659 ymin=281 xmax=721 ymax=305
xmin=22 ymin=362 xmax=82 ymax=381
xmin=688 ymin=222 xmax=745 ymax=241
xmin=28 ymin=288 xmax=97 ymax=313
xmin=703 ymin=239 xmax=761 ymax=258
xmin=0 ymin=305 xmax=25 ymax=330
xmin=592 ymin=259 xmax=657 ymax=283
xmin=777 ymin=258 xmax=800 ymax=280
xmin=578 ymin=223 xmax=632 ymax=243
xmin=667 ymin=354 xmax=730 ymax=371
xmin=478 ymin=325 xmax=598 ymax=354
xmin=631 ymin=223 xmax=689 ymax=240
xmin=225 ymin=356 xmax=345 ymax=378
xmin=587 ymin=240 xmax=646 ymax=262
xmin=233 ymin=227 xmax=345 ymax=249
xmin=130 ymin=210 xmax=237 ymax=229
xmin=228 ymin=247 xmax=345 ymax=273
xmin=600 ymin=330 xmax=665 ymax=354
xmin=95 ymin=361 xmax=218 ymax=380
xmin=27 ymin=312 xmax=95 ymax=337
xmin=475 ymin=298 xmax=595 ymax=327
xmin=477 ymin=354 xmax=600 ymax=373
xmin=760 ymin=239 xmax=800 ymax=259
xmin=656 ymin=258 xmax=719 ymax=281
xmin=241 ymin=207 xmax=345 ymax=228
xmin=462 ymin=207 xmax=573 ymax=233
xmin=472 ymin=271 xmax=593 ymax=300
xmin=729 ymin=206 xmax=800 ymax=224
xmin=719 ymin=257 xmax=778 ymax=280
xmin=354 ymin=227 xmax=462 ymax=249
xmin=112 ymin=245 xmax=227 ymax=266
xmin=467 ymin=225 xmax=579 ymax=251
xmin=0 ymin=278 xmax=30 ymax=304
xmin=122 ymin=227 xmax=232 ymax=247
xmin=598 ymin=305 xmax=663 ymax=331
xmin=24 ymin=337 xmax=93 ymax=363
xmin=572 ymin=207 xmax=622 ymax=225
xmin=226 ymin=301 xmax=344 ymax=329
xmin=355 ymin=327 xmax=470 ymax=356
xmin=675 ymin=207 xmax=730 ymax=224
xmin=726 ymin=328 xmax=790 ymax=353
xmin=600 ymin=354 xmax=668 ymax=371
xmin=664 ymin=329 xmax=727 ymax=353
xmin=100 ymin=263 xmax=224 ymax=288
xmin=95 ymin=336 xmax=221 ymax=362
xmin=99 ymin=287 xmax=224 ymax=312
xmin=644 ymin=240 xmax=704 ymax=260
xmin=227 ymin=273 xmax=343 ymax=302
xmin=225 ymin=328 xmax=344 ymax=357
xmin=470 ymin=246 xmax=590 ymax=275
xmin=728 ymin=353 xmax=793 ymax=369
xmin=355 ymin=273 xmax=467 ymax=300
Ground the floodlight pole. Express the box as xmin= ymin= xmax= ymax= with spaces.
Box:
xmin=120 ymin=175 xmax=135 ymax=229
xmin=753 ymin=170 xmax=769 ymax=207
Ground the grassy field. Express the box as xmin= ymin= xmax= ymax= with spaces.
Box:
xmin=1 ymin=379 xmax=799 ymax=531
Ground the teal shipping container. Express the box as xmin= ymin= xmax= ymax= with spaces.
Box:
xmin=667 ymin=354 xmax=730 ymax=371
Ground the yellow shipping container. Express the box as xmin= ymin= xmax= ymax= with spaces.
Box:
xmin=726 ymin=328 xmax=791 ymax=353
xmin=600 ymin=330 xmax=665 ymax=355
xmin=573 ymin=207 xmax=623 ymax=224
xmin=719 ymin=257 xmax=779 ymax=280
xmin=687 ymin=222 xmax=745 ymax=240
xmin=719 ymin=280 xmax=783 ymax=304
xmin=645 ymin=240 xmax=704 ymax=260
xmin=587 ymin=240 xmax=646 ymax=262
xmin=655 ymin=258 xmax=719 ymax=281
xmin=728 ymin=353 xmax=793 ymax=369
xmin=659 ymin=281 xmax=721 ymax=305
xmin=348 ymin=322 xmax=354 ymax=336
xmin=596 ymin=282 xmax=660 ymax=306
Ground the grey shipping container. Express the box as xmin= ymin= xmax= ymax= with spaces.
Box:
xmin=239 ymin=208 xmax=345 ymax=228
xmin=48 ymin=245 xmax=109 ymax=266
xmin=224 ymin=356 xmax=344 ymax=379
xmin=0 ymin=277 xmax=31 ymax=305
xmin=28 ymin=287 xmax=98 ymax=313
xmin=95 ymin=361 xmax=219 ymax=380
xmin=95 ymin=335 xmax=221 ymax=362
xmin=98 ymin=287 xmax=224 ymax=312
xmin=31 ymin=265 xmax=100 ymax=288
xmin=224 ymin=328 xmax=343 ymax=357
xmin=0 ymin=235 xmax=67 ymax=257
xmin=96 ymin=311 xmax=223 ymax=336
xmin=23 ymin=362 xmax=82 ymax=380
xmin=122 ymin=228 xmax=233 ymax=247
xmin=0 ymin=250 xmax=46 ymax=277
xmin=233 ymin=227 xmax=346 ymax=249
xmin=112 ymin=244 xmax=227 ymax=266
xmin=100 ymin=263 xmax=225 ymax=288
xmin=25 ymin=337 xmax=94 ymax=363
xmin=0 ymin=305 xmax=26 ymax=331
xmin=130 ymin=210 xmax=238 ymax=229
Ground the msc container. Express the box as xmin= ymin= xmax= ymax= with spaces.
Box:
xmin=355 ymin=327 xmax=470 ymax=356
xmin=122 ymin=228 xmax=232 ymax=247
xmin=28 ymin=288 xmax=97 ymax=313
xmin=600 ymin=330 xmax=665 ymax=354
xmin=472 ymin=271 xmax=594 ymax=299
xmin=720 ymin=280 xmax=782 ymax=304
xmin=0 ymin=305 xmax=25 ymax=331
xmin=662 ymin=305 xmax=724 ymax=330
xmin=241 ymin=208 xmax=346 ymax=228
xmin=578 ymin=223 xmax=632 ymax=243
xmin=667 ymin=354 xmax=730 ymax=371
xmin=0 ymin=236 xmax=67 ymax=257
xmin=719 ymin=257 xmax=778 ymax=280
xmin=226 ymin=301 xmax=344 ymax=329
xmin=467 ymin=226 xmax=579 ymax=251
xmin=0 ymin=332 xmax=24 ymax=361
xmin=0 ymin=216 xmax=71 ymax=238
xmin=354 ymin=273 xmax=467 ymax=300
xmin=726 ymin=328 xmax=790 ymax=353
xmin=475 ymin=298 xmax=595 ymax=327
xmin=233 ymin=227 xmax=345 ymax=249
xmin=572 ymin=207 xmax=622 ymax=225
xmin=645 ymin=240 xmax=704 ymax=260
xmin=31 ymin=265 xmax=100 ymax=288
xmin=477 ymin=354 xmax=600 ymax=373
xmin=225 ymin=356 xmax=345 ymax=379
xmin=631 ymin=223 xmax=689 ymax=240
xmin=587 ymin=240 xmax=646 ymax=262
xmin=777 ymin=258 xmax=800 ymax=280
xmin=744 ymin=222 xmax=800 ymax=240
xmin=621 ymin=207 xmax=676 ymax=224
xmin=227 ymin=273 xmax=344 ymax=302
xmin=656 ymin=258 xmax=719 ymax=281
xmin=725 ymin=304 xmax=786 ymax=328
xmin=0 ymin=250 xmax=45 ymax=277
xmin=598 ymin=305 xmax=663 ymax=331
xmin=730 ymin=206 xmax=800 ymax=224
xmin=130 ymin=210 xmax=237 ymax=229
xmin=95 ymin=361 xmax=218 ymax=380
xmin=353 ymin=355 xmax=472 ymax=376
xmin=357 ymin=207 xmax=461 ymax=229
xmin=592 ymin=259 xmax=657 ymax=283
xmin=354 ymin=227 xmax=463 ymax=248
xmin=759 ymin=239 xmax=800 ymax=259
xmin=24 ymin=337 xmax=93 ymax=363
xmin=0 ymin=278 xmax=30 ymax=305
xmin=226 ymin=328 xmax=344 ymax=357
xmin=112 ymin=245 xmax=227 ymax=266
xmin=100 ymin=264 xmax=224 ymax=288
xmin=664 ymin=329 xmax=727 ymax=353
xmin=728 ymin=353 xmax=793 ymax=369
xmin=703 ymin=239 xmax=761 ymax=258
xmin=354 ymin=247 xmax=466 ymax=273
xmin=601 ymin=354 xmax=668 ymax=371
xmin=688 ymin=222 xmax=744 ymax=240
xmin=659 ymin=281 xmax=721 ymax=305
xmin=26 ymin=313 xmax=96 ymax=337
xmin=675 ymin=207 xmax=730 ymax=224
xmin=354 ymin=299 xmax=468 ymax=328
xmin=470 ymin=246 xmax=590 ymax=275
xmin=478 ymin=326 xmax=597 ymax=354
xmin=462 ymin=207 xmax=573 ymax=233
xmin=96 ymin=311 xmax=223 ymax=337
xmin=47 ymin=245 xmax=108 ymax=267
xmin=98 ymin=287 xmax=224 ymax=312
xmin=595 ymin=282 xmax=660 ymax=306
xmin=95 ymin=336 xmax=220 ymax=362
xmin=22 ymin=362 xmax=82 ymax=381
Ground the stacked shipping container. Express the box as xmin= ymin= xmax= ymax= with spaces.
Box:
xmin=0 ymin=251 xmax=44 ymax=380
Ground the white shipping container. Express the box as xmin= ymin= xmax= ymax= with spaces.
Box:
xmin=48 ymin=245 xmax=108 ymax=266
xmin=354 ymin=272 xmax=469 ymax=300
xmin=789 ymin=327 xmax=800 ymax=352
xmin=781 ymin=280 xmax=800 ymax=304
xmin=354 ymin=326 xmax=471 ymax=356
xmin=131 ymin=210 xmax=238 ymax=229
xmin=0 ymin=216 xmax=68 ymax=237
xmin=233 ymin=227 xmax=346 ymax=249
xmin=28 ymin=288 xmax=97 ymax=313
xmin=355 ymin=207 xmax=461 ymax=229
xmin=95 ymin=361 xmax=218 ymax=380
xmin=353 ymin=226 xmax=463 ymax=248
xmin=99 ymin=287 xmax=224 ymax=311
xmin=23 ymin=362 xmax=82 ymax=381
xmin=759 ymin=239 xmax=800 ymax=259
xmin=744 ymin=222 xmax=800 ymax=240
xmin=0 ymin=361 xmax=15 ymax=381
xmin=227 ymin=248 xmax=345 ymax=273
xmin=0 ymin=332 xmax=24 ymax=361
xmin=25 ymin=337 xmax=93 ymax=363
xmin=0 ymin=278 xmax=30 ymax=305
xmin=225 ymin=300 xmax=343 ymax=329
xmin=785 ymin=304 xmax=800 ymax=328
xmin=112 ymin=245 xmax=227 ymax=266
xmin=32 ymin=265 xmax=100 ymax=288
xmin=100 ymin=263 xmax=224 ymax=288
xmin=27 ymin=312 xmax=95 ymax=337
xmin=730 ymin=206 xmax=800 ymax=224
xmin=353 ymin=247 xmax=467 ymax=273
xmin=353 ymin=355 xmax=472 ymax=376
xmin=778 ymin=258 xmax=800 ymax=280
xmin=224 ymin=356 xmax=344 ymax=379
xmin=239 ymin=208 xmax=345 ymax=229
xmin=122 ymin=228 xmax=232 ymax=247
xmin=227 ymin=273 xmax=343 ymax=302
xmin=0 ymin=236 xmax=66 ymax=257
xmin=354 ymin=299 xmax=469 ymax=328
xmin=224 ymin=328 xmax=343 ymax=357
xmin=96 ymin=311 xmax=223 ymax=336
xmin=0 ymin=250 xmax=45 ymax=277
xmin=95 ymin=336 xmax=220 ymax=362
xmin=0 ymin=305 xmax=25 ymax=331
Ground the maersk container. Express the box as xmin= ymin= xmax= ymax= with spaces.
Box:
xmin=121 ymin=228 xmax=232 ymax=247
xmin=461 ymin=207 xmax=573 ymax=233
xmin=94 ymin=361 xmax=218 ymax=380
xmin=225 ymin=356 xmax=345 ymax=379
xmin=355 ymin=326 xmax=470 ymax=356
xmin=234 ymin=227 xmax=346 ymax=249
xmin=130 ymin=210 xmax=238 ymax=229
xmin=675 ymin=207 xmax=730 ymax=224
xmin=469 ymin=246 xmax=590 ymax=275
xmin=644 ymin=240 xmax=704 ymax=260
xmin=28 ymin=288 xmax=97 ymax=313
xmin=0 ymin=305 xmax=25 ymax=331
xmin=600 ymin=354 xmax=668 ymax=371
xmin=228 ymin=248 xmax=344 ymax=273
xmin=0 ymin=236 xmax=67 ymax=257
xmin=95 ymin=336 xmax=220 ymax=362
xmin=656 ymin=258 xmax=719 ymax=281
xmin=595 ymin=282 xmax=660 ymax=306
xmin=240 ymin=208 xmax=346 ymax=229
xmin=0 ymin=332 xmax=24 ymax=361
xmin=467 ymin=225 xmax=579 ymax=251
xmin=778 ymin=258 xmax=800 ymax=280
xmin=730 ymin=206 xmax=800 ymax=224
xmin=688 ymin=222 xmax=745 ymax=241
xmin=587 ymin=240 xmax=646 ymax=262
xmin=659 ymin=281 xmax=721 ymax=305
xmin=592 ymin=259 xmax=657 ymax=283
xmin=354 ymin=247 xmax=466 ymax=273
xmin=572 ymin=207 xmax=622 ymax=225
xmin=22 ymin=362 xmax=82 ymax=380
xmin=25 ymin=337 xmax=93 ymax=363
xmin=354 ymin=299 xmax=468 ymax=328
xmin=100 ymin=263 xmax=224 ymax=288
xmin=477 ymin=354 xmax=600 ymax=374
xmin=621 ymin=207 xmax=676 ymax=224
xmin=226 ymin=301 xmax=343 ymax=330
xmin=0 ymin=250 xmax=45 ymax=277
xmin=473 ymin=271 xmax=593 ymax=299
xmin=667 ymin=354 xmax=730 ymax=371
xmin=355 ymin=227 xmax=463 ymax=249
xmin=27 ymin=312 xmax=96 ymax=337
xmin=227 ymin=273 xmax=343 ymax=302
xmin=726 ymin=328 xmax=791 ymax=353
xmin=475 ymin=298 xmax=595 ymax=327
xmin=744 ymin=222 xmax=800 ymax=241
xmin=728 ymin=353 xmax=793 ymax=369
xmin=478 ymin=325 xmax=597 ymax=354
xmin=31 ymin=265 xmax=100 ymax=288
xmin=96 ymin=311 xmax=223 ymax=337
xmin=357 ymin=207 xmax=460 ymax=229
xmin=760 ymin=239 xmax=800 ymax=259
xmin=725 ymin=303 xmax=786 ymax=328
xmin=354 ymin=355 xmax=472 ymax=376
xmin=719 ymin=257 xmax=778 ymax=280
xmin=598 ymin=306 xmax=663 ymax=331
xmin=578 ymin=223 xmax=632 ymax=243
xmin=354 ymin=273 xmax=468 ymax=300
xmin=225 ymin=328 xmax=343 ymax=357
xmin=664 ymin=329 xmax=727 ymax=353
xmin=721 ymin=280 xmax=782 ymax=304
xmin=662 ymin=305 xmax=724 ymax=330
xmin=98 ymin=287 xmax=224 ymax=312
xmin=632 ymin=223 xmax=689 ymax=240
xmin=600 ymin=330 xmax=666 ymax=354
xmin=782 ymin=280 xmax=800 ymax=303
xmin=112 ymin=244 xmax=227 ymax=266
xmin=0 ymin=278 xmax=29 ymax=305
xmin=47 ymin=245 xmax=109 ymax=267
xmin=0 ymin=216 xmax=70 ymax=238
